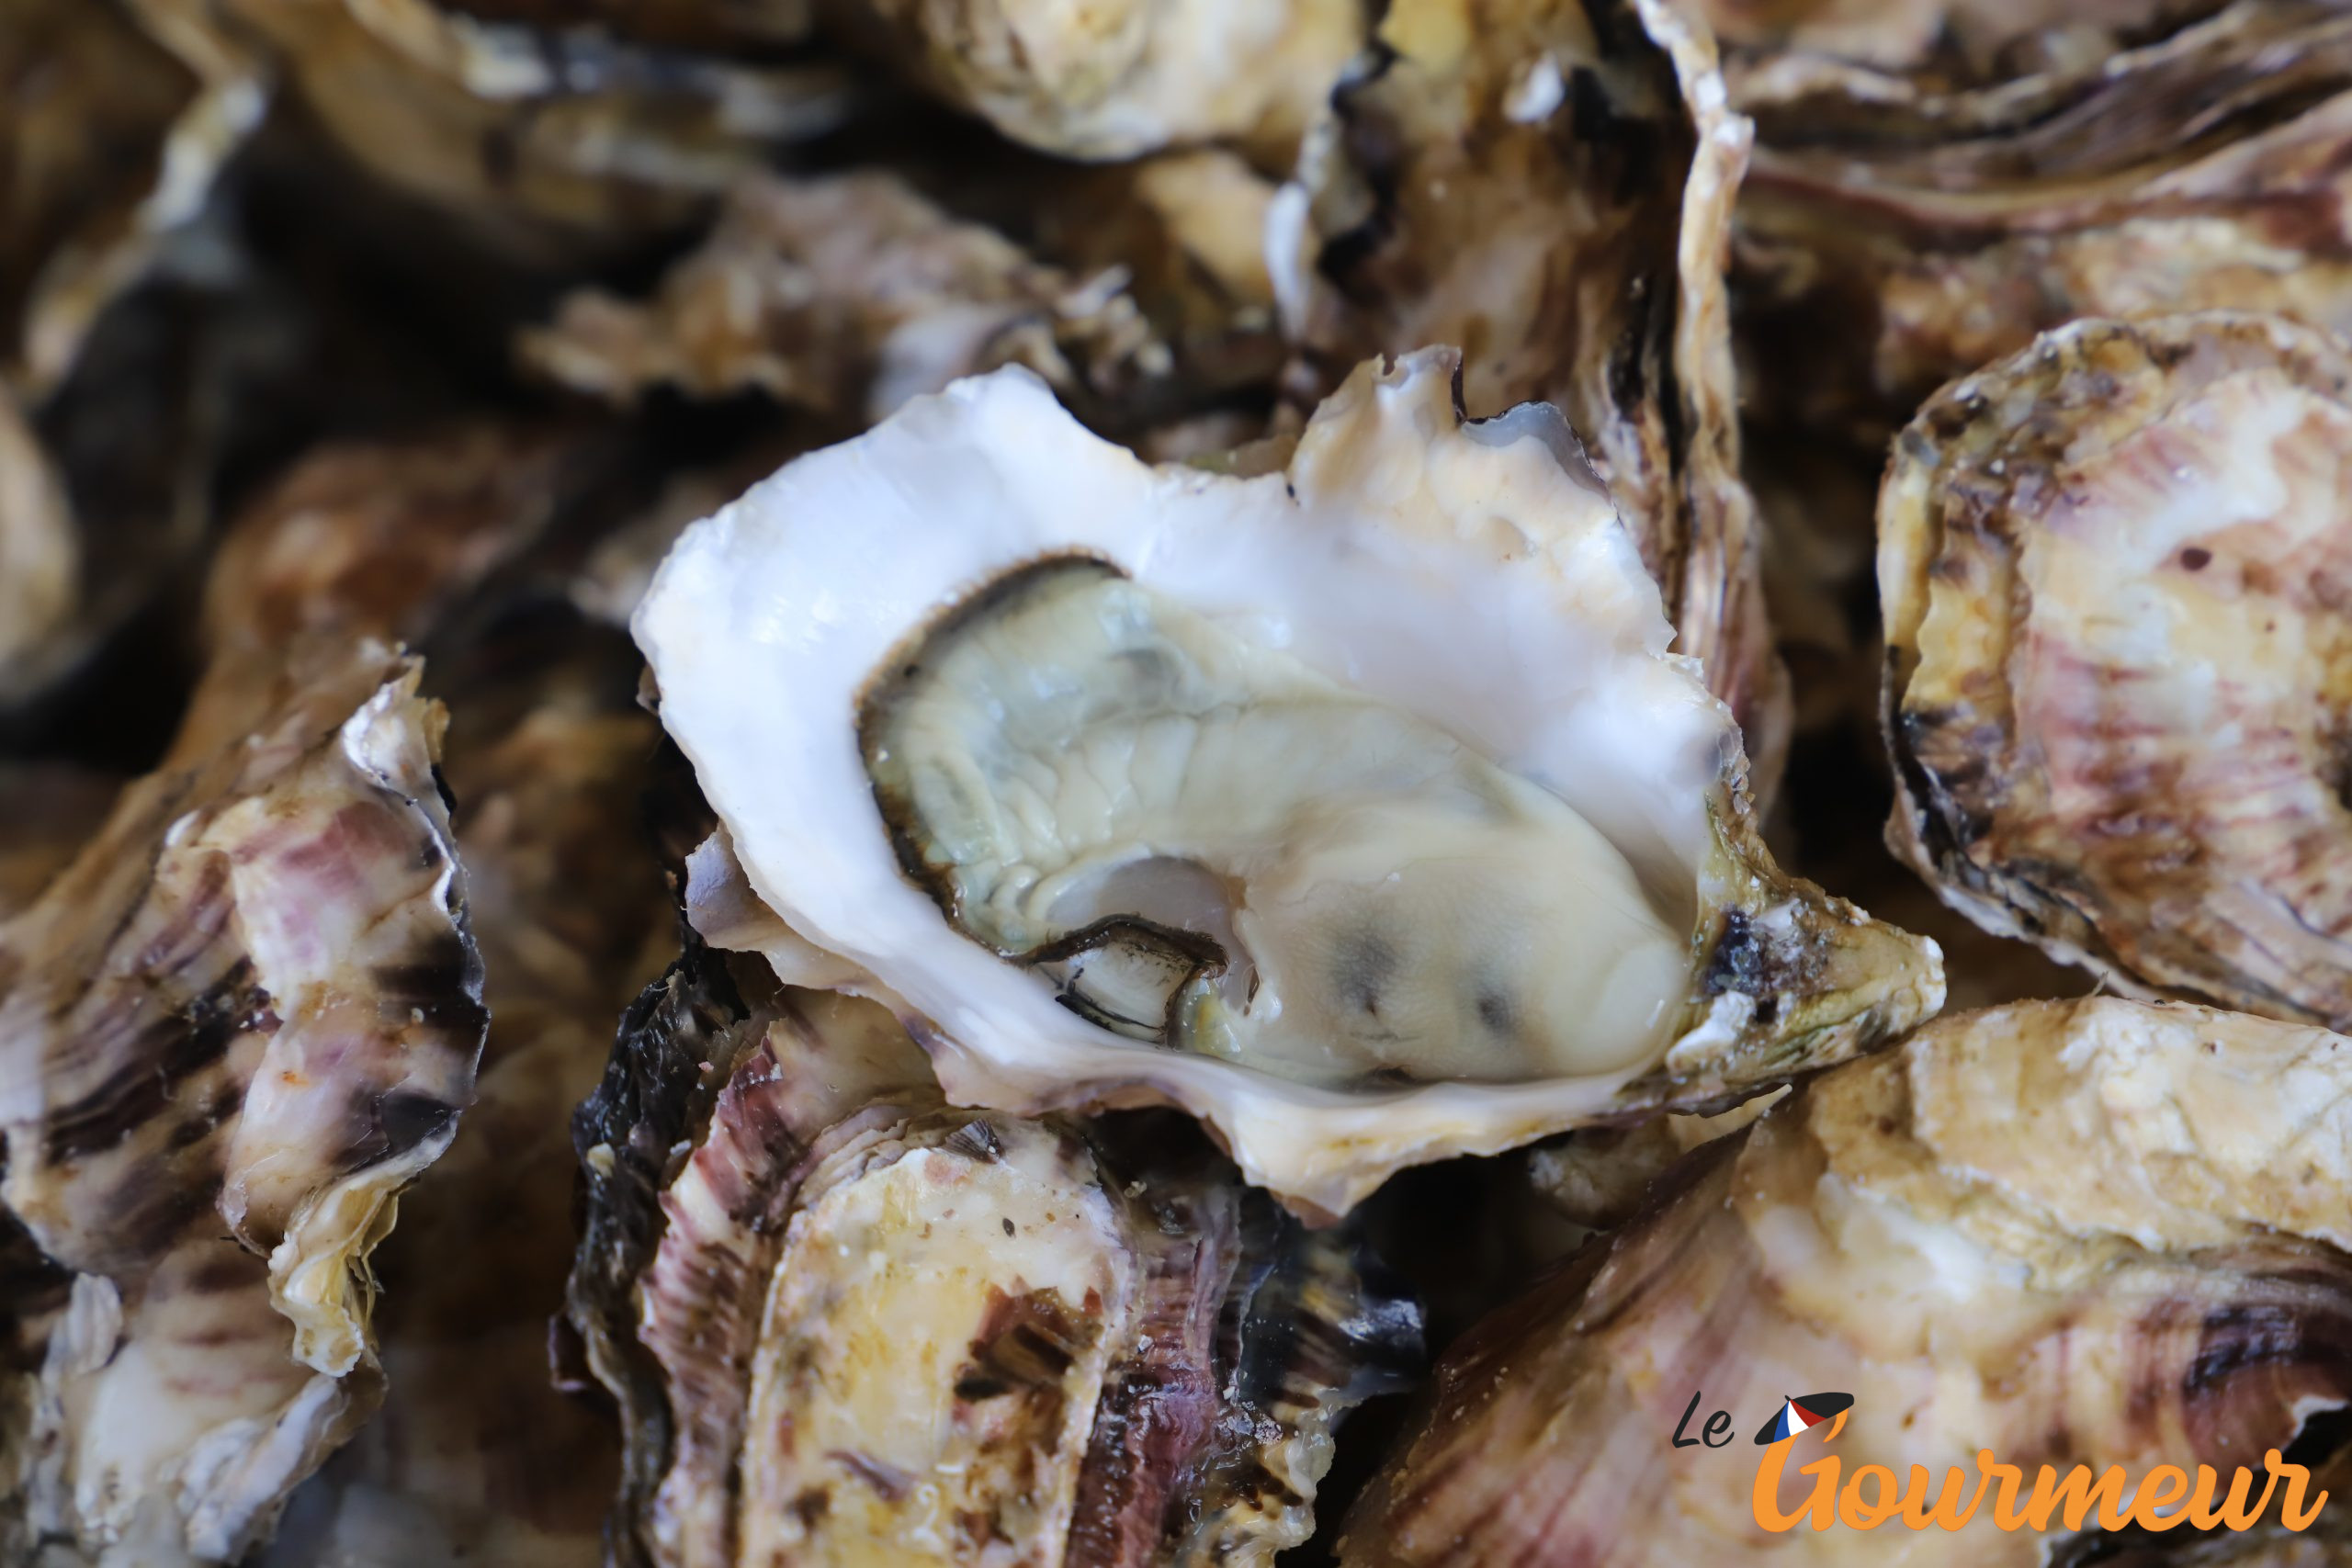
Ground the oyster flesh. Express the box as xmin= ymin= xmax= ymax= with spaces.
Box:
xmin=1274 ymin=0 xmax=1787 ymax=780
xmin=566 ymin=942 xmax=1421 ymax=1565
xmin=1346 ymin=995 xmax=2352 ymax=1565
xmin=1883 ymin=311 xmax=2352 ymax=1028
xmin=636 ymin=347 xmax=1941 ymax=1215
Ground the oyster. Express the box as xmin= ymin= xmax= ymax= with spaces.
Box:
xmin=522 ymin=170 xmax=1160 ymax=427
xmin=141 ymin=0 xmax=853 ymax=251
xmin=1273 ymin=0 xmax=1787 ymax=782
xmin=0 ymin=638 xmax=481 ymax=1564
xmin=1346 ymin=996 xmax=2352 ymax=1565
xmin=1883 ymin=311 xmax=2352 ymax=1027
xmin=0 ymin=389 xmax=77 ymax=704
xmin=636 ymin=347 xmax=1941 ymax=1215
xmin=1734 ymin=1 xmax=2352 ymax=446
xmin=820 ymin=0 xmax=1363 ymax=159
xmin=567 ymin=940 xmax=1421 ymax=1566
xmin=523 ymin=156 xmax=1285 ymax=441
xmin=0 ymin=0 xmax=262 ymax=393
xmin=1700 ymin=0 xmax=2196 ymax=79
xmin=224 ymin=435 xmax=672 ymax=1565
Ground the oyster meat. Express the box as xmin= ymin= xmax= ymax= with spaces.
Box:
xmin=636 ymin=347 xmax=1941 ymax=1214
xmin=1347 ymin=996 xmax=2352 ymax=1564
xmin=567 ymin=942 xmax=1421 ymax=1566
xmin=1883 ymin=311 xmax=2352 ymax=1028
xmin=1274 ymin=0 xmax=1787 ymax=782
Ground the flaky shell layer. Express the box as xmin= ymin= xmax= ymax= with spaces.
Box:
xmin=1883 ymin=311 xmax=2352 ymax=1027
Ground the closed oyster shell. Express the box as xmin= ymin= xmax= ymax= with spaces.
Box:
xmin=231 ymin=434 xmax=673 ymax=1566
xmin=0 ymin=0 xmax=263 ymax=393
xmin=565 ymin=942 xmax=1421 ymax=1566
xmin=820 ymin=0 xmax=1364 ymax=159
xmin=1883 ymin=311 xmax=2352 ymax=1027
xmin=0 ymin=638 xmax=482 ymax=1563
xmin=1273 ymin=0 xmax=1787 ymax=784
xmin=1345 ymin=996 xmax=2352 ymax=1565
xmin=143 ymin=0 xmax=852 ymax=252
xmin=636 ymin=347 xmax=1941 ymax=1215
xmin=1735 ymin=1 xmax=2352 ymax=445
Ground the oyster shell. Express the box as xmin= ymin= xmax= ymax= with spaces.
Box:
xmin=229 ymin=436 xmax=672 ymax=1566
xmin=142 ymin=0 xmax=853 ymax=251
xmin=1273 ymin=0 xmax=1787 ymax=783
xmin=521 ymin=170 xmax=1161 ymax=427
xmin=0 ymin=388 xmax=77 ymax=704
xmin=0 ymin=638 xmax=482 ymax=1563
xmin=0 ymin=0 xmax=262 ymax=393
xmin=566 ymin=942 xmax=1422 ymax=1566
xmin=820 ymin=0 xmax=1364 ymax=159
xmin=1734 ymin=1 xmax=2352 ymax=445
xmin=523 ymin=156 xmax=1285 ymax=442
xmin=1883 ymin=311 xmax=2352 ymax=1027
xmin=1346 ymin=996 xmax=2352 ymax=1565
xmin=636 ymin=347 xmax=1941 ymax=1215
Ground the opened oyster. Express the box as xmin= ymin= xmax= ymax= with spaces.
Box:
xmin=1734 ymin=0 xmax=2352 ymax=445
xmin=567 ymin=942 xmax=1420 ymax=1565
xmin=636 ymin=347 xmax=1941 ymax=1214
xmin=1274 ymin=0 xmax=1786 ymax=781
xmin=1347 ymin=996 xmax=2352 ymax=1564
xmin=1884 ymin=310 xmax=2352 ymax=1027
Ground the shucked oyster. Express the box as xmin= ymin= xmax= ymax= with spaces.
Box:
xmin=566 ymin=942 xmax=1421 ymax=1566
xmin=1734 ymin=1 xmax=2352 ymax=445
xmin=1883 ymin=311 xmax=2352 ymax=1028
xmin=636 ymin=348 xmax=1942 ymax=1215
xmin=1273 ymin=0 xmax=1787 ymax=784
xmin=1346 ymin=996 xmax=2352 ymax=1565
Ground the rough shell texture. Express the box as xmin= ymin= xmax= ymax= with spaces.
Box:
xmin=0 ymin=638 xmax=483 ymax=1563
xmin=820 ymin=0 xmax=1364 ymax=159
xmin=521 ymin=170 xmax=1163 ymax=427
xmin=636 ymin=349 xmax=1941 ymax=1215
xmin=1702 ymin=0 xmax=2204 ymax=80
xmin=565 ymin=944 xmax=1421 ymax=1567
xmin=1883 ymin=311 xmax=2352 ymax=1028
xmin=241 ymin=437 xmax=673 ymax=1567
xmin=1735 ymin=1 xmax=2352 ymax=444
xmin=145 ymin=0 xmax=851 ymax=252
xmin=1274 ymin=0 xmax=1787 ymax=787
xmin=0 ymin=0 xmax=264 ymax=393
xmin=1345 ymin=996 xmax=2352 ymax=1565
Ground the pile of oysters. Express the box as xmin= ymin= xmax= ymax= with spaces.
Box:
xmin=6 ymin=1 xmax=2352 ymax=1563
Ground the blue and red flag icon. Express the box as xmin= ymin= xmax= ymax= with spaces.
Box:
xmin=1753 ymin=1392 xmax=1855 ymax=1446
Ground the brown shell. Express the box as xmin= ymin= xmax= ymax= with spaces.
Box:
xmin=1735 ymin=1 xmax=2352 ymax=445
xmin=1883 ymin=311 xmax=2352 ymax=1026
xmin=1345 ymin=997 xmax=2352 ymax=1566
